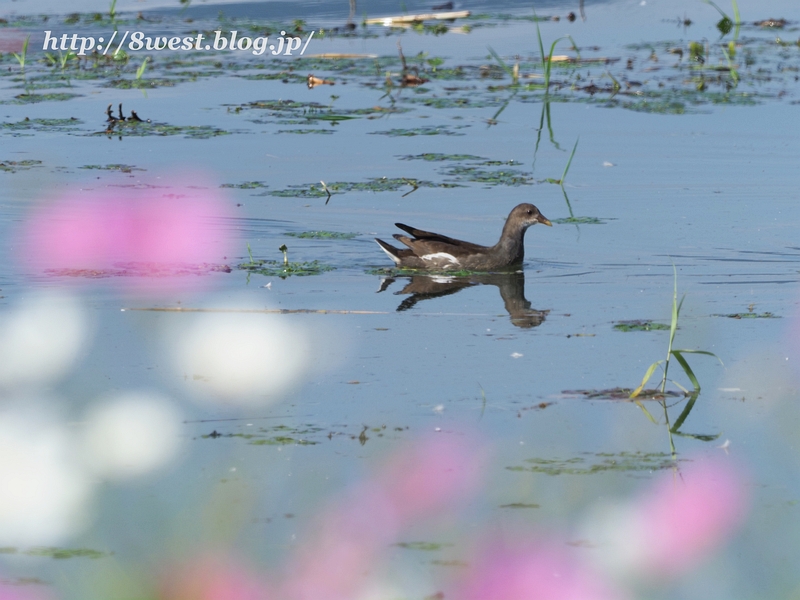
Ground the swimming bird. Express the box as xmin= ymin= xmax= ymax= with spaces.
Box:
xmin=375 ymin=203 xmax=552 ymax=271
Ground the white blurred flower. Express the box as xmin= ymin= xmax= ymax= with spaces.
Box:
xmin=82 ymin=392 xmax=183 ymax=480
xmin=172 ymin=313 xmax=310 ymax=404
xmin=0 ymin=409 xmax=91 ymax=546
xmin=0 ymin=293 xmax=88 ymax=389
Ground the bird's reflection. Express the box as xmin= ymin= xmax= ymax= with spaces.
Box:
xmin=377 ymin=271 xmax=549 ymax=329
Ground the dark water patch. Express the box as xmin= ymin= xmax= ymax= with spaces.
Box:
xmin=399 ymin=153 xmax=487 ymax=162
xmin=105 ymin=77 xmax=180 ymax=89
xmin=266 ymin=177 xmax=460 ymax=198
xmin=221 ymin=181 xmax=269 ymax=189
xmin=442 ymin=164 xmax=533 ymax=186
xmin=95 ymin=120 xmax=236 ymax=139
xmin=286 ymin=231 xmax=358 ymax=239
xmin=276 ymin=128 xmax=336 ymax=134
xmin=45 ymin=263 xmax=231 ymax=279
xmin=232 ymin=99 xmax=405 ymax=125
xmin=5 ymin=547 xmax=113 ymax=560
xmin=507 ymin=451 xmax=680 ymax=476
xmin=0 ymin=159 xmax=43 ymax=173
xmin=0 ymin=117 xmax=84 ymax=136
xmin=237 ymin=259 xmax=335 ymax=277
xmin=2 ymin=92 xmax=81 ymax=105
xmin=713 ymin=312 xmax=781 ymax=319
xmin=431 ymin=559 xmax=469 ymax=568
xmin=8 ymin=81 xmax=75 ymax=90
xmin=80 ymin=164 xmax=144 ymax=173
xmin=370 ymin=126 xmax=468 ymax=136
xmin=202 ymin=424 xmax=324 ymax=445
xmin=397 ymin=153 xmax=534 ymax=186
xmin=564 ymin=388 xmax=688 ymax=400
xmin=394 ymin=542 xmax=453 ymax=551
xmin=401 ymin=95 xmax=501 ymax=109
xmin=613 ymin=320 xmax=671 ymax=332
xmin=238 ymin=72 xmax=307 ymax=83
xmin=201 ymin=423 xmax=404 ymax=444
xmin=551 ymin=216 xmax=607 ymax=224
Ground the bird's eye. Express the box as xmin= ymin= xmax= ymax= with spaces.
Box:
xmin=526 ymin=209 xmax=533 ymax=215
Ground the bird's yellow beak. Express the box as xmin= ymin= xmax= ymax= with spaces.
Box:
xmin=538 ymin=216 xmax=553 ymax=227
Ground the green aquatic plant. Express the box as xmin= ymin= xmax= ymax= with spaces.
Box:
xmin=614 ymin=320 xmax=671 ymax=332
xmin=44 ymin=49 xmax=78 ymax=73
xmin=629 ymin=267 xmax=723 ymax=456
xmin=487 ymin=46 xmax=518 ymax=85
xmin=238 ymin=245 xmax=334 ymax=278
xmin=533 ymin=16 xmax=579 ymax=91
xmin=546 ymin=137 xmax=579 ymax=187
xmin=136 ymin=57 xmax=149 ymax=80
xmin=702 ymin=0 xmax=741 ymax=38
xmin=720 ymin=44 xmax=739 ymax=86
xmin=12 ymin=35 xmax=30 ymax=73
xmin=630 ymin=267 xmax=720 ymax=399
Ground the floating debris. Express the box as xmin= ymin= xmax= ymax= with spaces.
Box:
xmin=364 ymin=10 xmax=471 ymax=25
xmin=307 ymin=74 xmax=335 ymax=88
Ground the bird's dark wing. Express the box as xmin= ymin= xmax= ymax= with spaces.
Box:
xmin=394 ymin=223 xmax=487 ymax=252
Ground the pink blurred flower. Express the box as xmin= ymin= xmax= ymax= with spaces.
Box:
xmin=453 ymin=542 xmax=627 ymax=600
xmin=160 ymin=555 xmax=272 ymax=600
xmin=584 ymin=458 xmax=748 ymax=581
xmin=378 ymin=434 xmax=484 ymax=522
xmin=282 ymin=435 xmax=484 ymax=600
xmin=0 ymin=586 xmax=55 ymax=600
xmin=20 ymin=179 xmax=233 ymax=292
xmin=635 ymin=459 xmax=748 ymax=576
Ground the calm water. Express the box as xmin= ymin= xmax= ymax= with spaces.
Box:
xmin=1 ymin=0 xmax=800 ymax=598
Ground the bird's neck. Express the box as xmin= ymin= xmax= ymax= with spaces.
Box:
xmin=491 ymin=221 xmax=528 ymax=264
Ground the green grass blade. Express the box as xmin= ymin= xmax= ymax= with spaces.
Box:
xmin=561 ymin=185 xmax=575 ymax=219
xmin=670 ymin=390 xmax=699 ymax=432
xmin=532 ymin=101 xmax=546 ymax=172
xmin=668 ymin=379 xmax=691 ymax=395
xmin=672 ymin=431 xmax=722 ymax=442
xmin=545 ymin=36 xmax=567 ymax=88
xmin=702 ymin=0 xmax=729 ymax=19
xmin=670 ymin=350 xmax=700 ymax=391
xmin=559 ymin=137 xmax=579 ymax=187
xmin=721 ymin=46 xmax=739 ymax=84
xmin=566 ymin=35 xmax=581 ymax=60
xmin=672 ymin=348 xmax=724 ymax=366
xmin=534 ymin=14 xmax=546 ymax=76
xmin=487 ymin=46 xmax=515 ymax=80
xmin=136 ymin=57 xmax=149 ymax=80
xmin=606 ymin=71 xmax=621 ymax=92
xmin=630 ymin=359 xmax=664 ymax=398
xmin=731 ymin=0 xmax=741 ymax=24
xmin=634 ymin=399 xmax=659 ymax=424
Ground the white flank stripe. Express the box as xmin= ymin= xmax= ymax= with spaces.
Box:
xmin=421 ymin=252 xmax=460 ymax=266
